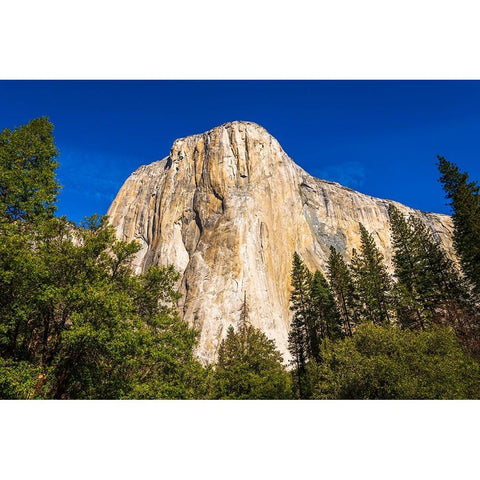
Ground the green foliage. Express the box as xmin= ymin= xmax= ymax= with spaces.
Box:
xmin=287 ymin=253 xmax=312 ymax=397
xmin=438 ymin=156 xmax=480 ymax=295
xmin=310 ymin=270 xmax=343 ymax=343
xmin=288 ymin=314 xmax=311 ymax=398
xmin=310 ymin=324 xmax=480 ymax=399
xmin=388 ymin=204 xmax=427 ymax=329
xmin=0 ymin=117 xmax=59 ymax=223
xmin=288 ymin=254 xmax=343 ymax=398
xmin=288 ymin=253 xmax=312 ymax=373
xmin=212 ymin=325 xmax=291 ymax=399
xmin=289 ymin=253 xmax=313 ymax=318
xmin=351 ymin=223 xmax=392 ymax=325
xmin=0 ymin=214 xmax=206 ymax=399
xmin=327 ymin=246 xmax=357 ymax=336
xmin=388 ymin=204 xmax=473 ymax=337
xmin=0 ymin=357 xmax=42 ymax=399
xmin=0 ymin=118 xmax=206 ymax=399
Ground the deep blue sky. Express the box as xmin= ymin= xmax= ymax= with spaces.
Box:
xmin=1 ymin=80 xmax=479 ymax=223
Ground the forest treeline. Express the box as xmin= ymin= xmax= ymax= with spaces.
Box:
xmin=0 ymin=118 xmax=479 ymax=399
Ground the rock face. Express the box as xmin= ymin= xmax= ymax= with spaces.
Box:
xmin=107 ymin=121 xmax=453 ymax=363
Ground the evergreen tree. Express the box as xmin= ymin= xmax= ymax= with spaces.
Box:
xmin=388 ymin=204 xmax=431 ymax=329
xmin=409 ymin=214 xmax=469 ymax=316
xmin=310 ymin=270 xmax=343 ymax=343
xmin=410 ymin=213 xmax=480 ymax=358
xmin=438 ymin=156 xmax=480 ymax=295
xmin=327 ymin=246 xmax=357 ymax=336
xmin=212 ymin=324 xmax=291 ymax=399
xmin=351 ymin=223 xmax=392 ymax=325
xmin=289 ymin=252 xmax=313 ymax=322
xmin=239 ymin=291 xmax=249 ymax=329
xmin=388 ymin=204 xmax=472 ymax=333
xmin=287 ymin=252 xmax=313 ymax=397
xmin=287 ymin=314 xmax=308 ymax=395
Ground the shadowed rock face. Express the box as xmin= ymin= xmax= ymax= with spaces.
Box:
xmin=107 ymin=121 xmax=453 ymax=363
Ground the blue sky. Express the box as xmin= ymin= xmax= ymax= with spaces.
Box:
xmin=1 ymin=80 xmax=480 ymax=223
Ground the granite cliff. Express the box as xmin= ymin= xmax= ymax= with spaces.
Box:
xmin=107 ymin=121 xmax=453 ymax=363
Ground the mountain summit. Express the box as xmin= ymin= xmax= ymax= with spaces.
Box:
xmin=107 ymin=121 xmax=453 ymax=363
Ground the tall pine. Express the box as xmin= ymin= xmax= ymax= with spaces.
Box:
xmin=213 ymin=324 xmax=291 ymax=399
xmin=327 ymin=246 xmax=357 ymax=336
xmin=438 ymin=156 xmax=480 ymax=295
xmin=409 ymin=213 xmax=469 ymax=321
xmin=388 ymin=204 xmax=430 ymax=329
xmin=287 ymin=252 xmax=313 ymax=397
xmin=388 ymin=204 xmax=470 ymax=332
xmin=310 ymin=270 xmax=344 ymax=343
xmin=351 ymin=223 xmax=392 ymax=325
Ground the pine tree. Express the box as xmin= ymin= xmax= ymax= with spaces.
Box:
xmin=287 ymin=315 xmax=309 ymax=398
xmin=310 ymin=270 xmax=343 ymax=343
xmin=438 ymin=156 xmax=480 ymax=295
xmin=213 ymin=324 xmax=291 ymax=399
xmin=388 ymin=204 xmax=470 ymax=331
xmin=289 ymin=252 xmax=313 ymax=321
xmin=327 ymin=246 xmax=357 ymax=336
xmin=388 ymin=204 xmax=429 ymax=329
xmin=411 ymin=212 xmax=480 ymax=357
xmin=288 ymin=253 xmax=345 ymax=397
xmin=287 ymin=252 xmax=313 ymax=397
xmin=409 ymin=214 xmax=467 ymax=314
xmin=351 ymin=223 xmax=392 ymax=325
xmin=239 ymin=291 xmax=249 ymax=329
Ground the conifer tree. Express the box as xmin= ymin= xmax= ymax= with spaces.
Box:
xmin=409 ymin=214 xmax=467 ymax=314
xmin=213 ymin=324 xmax=291 ymax=399
xmin=239 ymin=291 xmax=249 ymax=329
xmin=388 ymin=204 xmax=429 ymax=329
xmin=351 ymin=223 xmax=392 ymax=325
xmin=287 ymin=252 xmax=313 ymax=397
xmin=310 ymin=270 xmax=343 ymax=343
xmin=288 ymin=253 xmax=344 ymax=398
xmin=287 ymin=315 xmax=309 ymax=398
xmin=438 ymin=156 xmax=480 ymax=295
xmin=409 ymin=212 xmax=479 ymax=357
xmin=327 ymin=246 xmax=357 ymax=336
xmin=289 ymin=252 xmax=313 ymax=321
xmin=388 ymin=204 xmax=470 ymax=331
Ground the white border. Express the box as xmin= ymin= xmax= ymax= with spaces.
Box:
xmin=2 ymin=1 xmax=480 ymax=79
xmin=1 ymin=400 xmax=478 ymax=479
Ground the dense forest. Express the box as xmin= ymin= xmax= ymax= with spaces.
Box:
xmin=1 ymin=117 xmax=479 ymax=399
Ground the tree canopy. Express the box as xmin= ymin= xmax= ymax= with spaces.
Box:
xmin=351 ymin=223 xmax=392 ymax=325
xmin=0 ymin=117 xmax=59 ymax=223
xmin=0 ymin=118 xmax=206 ymax=399
xmin=212 ymin=324 xmax=291 ymax=399
xmin=438 ymin=156 xmax=480 ymax=295
xmin=309 ymin=324 xmax=480 ymax=399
